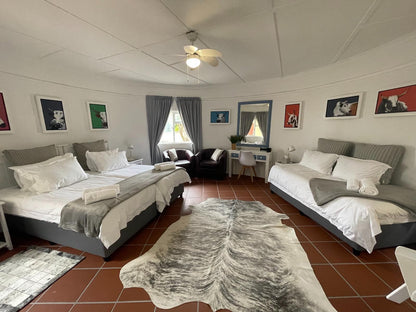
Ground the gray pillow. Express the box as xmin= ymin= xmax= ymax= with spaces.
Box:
xmin=352 ymin=143 xmax=405 ymax=184
xmin=3 ymin=144 xmax=57 ymax=165
xmin=317 ymin=138 xmax=353 ymax=156
xmin=73 ymin=140 xmax=107 ymax=170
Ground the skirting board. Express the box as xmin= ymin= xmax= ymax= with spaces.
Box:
xmin=270 ymin=183 xmax=416 ymax=253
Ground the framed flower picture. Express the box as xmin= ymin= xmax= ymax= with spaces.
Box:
xmin=35 ymin=95 xmax=68 ymax=133
xmin=0 ymin=92 xmax=12 ymax=134
xmin=87 ymin=102 xmax=109 ymax=130
xmin=324 ymin=93 xmax=362 ymax=119
xmin=209 ymin=109 xmax=230 ymax=124
xmin=283 ymin=102 xmax=302 ymax=129
xmin=375 ymin=84 xmax=416 ymax=117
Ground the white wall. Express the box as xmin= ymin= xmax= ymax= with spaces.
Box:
xmin=197 ymin=33 xmax=416 ymax=189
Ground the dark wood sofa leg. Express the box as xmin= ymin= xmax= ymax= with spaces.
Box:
xmin=352 ymin=249 xmax=361 ymax=256
xmin=103 ymin=256 xmax=111 ymax=262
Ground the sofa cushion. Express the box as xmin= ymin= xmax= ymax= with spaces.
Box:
xmin=199 ymin=160 xmax=220 ymax=168
xmin=317 ymin=138 xmax=353 ymax=156
xmin=352 ymin=143 xmax=404 ymax=184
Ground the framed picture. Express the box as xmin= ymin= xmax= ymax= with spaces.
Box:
xmin=283 ymin=101 xmax=302 ymax=129
xmin=0 ymin=92 xmax=12 ymax=134
xmin=375 ymin=84 xmax=416 ymax=117
xmin=35 ymin=95 xmax=68 ymax=133
xmin=324 ymin=93 xmax=362 ymax=119
xmin=87 ymin=102 xmax=109 ymax=130
xmin=209 ymin=109 xmax=230 ymax=124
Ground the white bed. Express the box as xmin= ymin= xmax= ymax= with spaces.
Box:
xmin=268 ymin=164 xmax=416 ymax=253
xmin=0 ymin=164 xmax=190 ymax=257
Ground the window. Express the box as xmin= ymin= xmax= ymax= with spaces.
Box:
xmin=159 ymin=110 xmax=191 ymax=143
xmin=247 ymin=117 xmax=263 ymax=137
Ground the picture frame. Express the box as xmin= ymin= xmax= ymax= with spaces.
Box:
xmin=283 ymin=101 xmax=302 ymax=129
xmin=0 ymin=92 xmax=12 ymax=134
xmin=375 ymin=84 xmax=416 ymax=117
xmin=209 ymin=109 xmax=230 ymax=124
xmin=35 ymin=95 xmax=68 ymax=133
xmin=87 ymin=102 xmax=109 ymax=130
xmin=324 ymin=93 xmax=362 ymax=119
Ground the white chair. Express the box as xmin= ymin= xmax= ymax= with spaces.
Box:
xmin=386 ymin=246 xmax=416 ymax=304
xmin=238 ymin=151 xmax=256 ymax=182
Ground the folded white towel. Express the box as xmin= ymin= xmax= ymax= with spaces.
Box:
xmin=346 ymin=178 xmax=360 ymax=191
xmin=159 ymin=162 xmax=176 ymax=171
xmin=359 ymin=178 xmax=379 ymax=196
xmin=82 ymin=185 xmax=120 ymax=204
xmin=154 ymin=162 xmax=174 ymax=171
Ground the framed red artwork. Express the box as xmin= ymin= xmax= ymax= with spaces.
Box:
xmin=0 ymin=92 xmax=12 ymax=133
xmin=375 ymin=84 xmax=416 ymax=117
xmin=283 ymin=102 xmax=302 ymax=129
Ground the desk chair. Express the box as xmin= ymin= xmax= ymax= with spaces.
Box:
xmin=238 ymin=151 xmax=256 ymax=182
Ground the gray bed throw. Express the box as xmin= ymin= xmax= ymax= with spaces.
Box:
xmin=60 ymin=167 xmax=186 ymax=237
xmin=309 ymin=178 xmax=416 ymax=214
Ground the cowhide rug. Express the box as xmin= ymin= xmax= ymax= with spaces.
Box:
xmin=120 ymin=198 xmax=336 ymax=312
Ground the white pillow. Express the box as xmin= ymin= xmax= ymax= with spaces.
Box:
xmin=168 ymin=149 xmax=178 ymax=161
xmin=211 ymin=149 xmax=223 ymax=161
xmin=10 ymin=153 xmax=74 ymax=188
xmin=332 ymin=155 xmax=391 ymax=184
xmin=299 ymin=150 xmax=338 ymax=175
xmin=86 ymin=149 xmax=129 ymax=172
xmin=10 ymin=156 xmax=87 ymax=193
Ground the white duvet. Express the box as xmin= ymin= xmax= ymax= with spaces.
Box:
xmin=268 ymin=164 xmax=416 ymax=253
xmin=0 ymin=165 xmax=191 ymax=248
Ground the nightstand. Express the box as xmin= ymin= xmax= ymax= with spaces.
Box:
xmin=128 ymin=158 xmax=143 ymax=165
xmin=0 ymin=201 xmax=13 ymax=250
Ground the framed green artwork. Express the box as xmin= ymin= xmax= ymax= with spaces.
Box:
xmin=87 ymin=102 xmax=109 ymax=130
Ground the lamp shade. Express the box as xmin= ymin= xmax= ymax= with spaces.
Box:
xmin=186 ymin=55 xmax=201 ymax=69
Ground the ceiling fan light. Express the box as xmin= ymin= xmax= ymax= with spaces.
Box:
xmin=186 ymin=55 xmax=201 ymax=69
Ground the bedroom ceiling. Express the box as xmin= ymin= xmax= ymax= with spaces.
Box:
xmin=1 ymin=0 xmax=416 ymax=86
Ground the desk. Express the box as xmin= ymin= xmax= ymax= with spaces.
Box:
xmin=227 ymin=150 xmax=272 ymax=183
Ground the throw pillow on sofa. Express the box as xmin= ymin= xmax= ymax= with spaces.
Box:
xmin=168 ymin=149 xmax=178 ymax=161
xmin=211 ymin=149 xmax=223 ymax=161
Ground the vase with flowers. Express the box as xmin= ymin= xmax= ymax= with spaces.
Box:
xmin=228 ymin=135 xmax=245 ymax=150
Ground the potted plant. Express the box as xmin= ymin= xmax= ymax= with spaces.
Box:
xmin=228 ymin=135 xmax=245 ymax=150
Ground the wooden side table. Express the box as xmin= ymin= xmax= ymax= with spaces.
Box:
xmin=0 ymin=201 xmax=13 ymax=250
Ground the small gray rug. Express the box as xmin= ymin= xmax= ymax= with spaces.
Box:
xmin=120 ymin=198 xmax=336 ymax=312
xmin=0 ymin=246 xmax=84 ymax=312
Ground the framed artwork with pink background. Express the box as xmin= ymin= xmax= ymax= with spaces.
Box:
xmin=0 ymin=92 xmax=12 ymax=134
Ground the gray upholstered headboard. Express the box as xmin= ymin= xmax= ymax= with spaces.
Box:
xmin=317 ymin=138 xmax=405 ymax=184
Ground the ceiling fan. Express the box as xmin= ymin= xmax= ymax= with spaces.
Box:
xmin=184 ymin=30 xmax=222 ymax=69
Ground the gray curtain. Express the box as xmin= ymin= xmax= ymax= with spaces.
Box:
xmin=240 ymin=112 xmax=256 ymax=136
xmin=176 ymin=97 xmax=202 ymax=153
xmin=256 ymin=112 xmax=268 ymax=140
xmin=146 ymin=95 xmax=173 ymax=164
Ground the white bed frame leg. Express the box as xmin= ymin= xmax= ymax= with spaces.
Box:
xmin=386 ymin=283 xmax=409 ymax=303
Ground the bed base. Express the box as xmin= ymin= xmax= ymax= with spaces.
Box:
xmin=6 ymin=184 xmax=184 ymax=259
xmin=270 ymin=183 xmax=416 ymax=254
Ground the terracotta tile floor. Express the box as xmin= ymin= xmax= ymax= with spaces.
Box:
xmin=2 ymin=176 xmax=416 ymax=312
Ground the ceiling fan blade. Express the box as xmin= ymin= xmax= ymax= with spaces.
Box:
xmin=200 ymin=55 xmax=219 ymax=67
xmin=197 ymin=48 xmax=222 ymax=57
xmin=184 ymin=45 xmax=198 ymax=54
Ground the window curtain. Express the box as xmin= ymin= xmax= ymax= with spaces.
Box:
xmin=146 ymin=95 xmax=173 ymax=164
xmin=256 ymin=112 xmax=269 ymax=140
xmin=240 ymin=112 xmax=256 ymax=136
xmin=176 ymin=97 xmax=202 ymax=153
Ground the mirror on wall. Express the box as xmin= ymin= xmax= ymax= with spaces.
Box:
xmin=236 ymin=100 xmax=273 ymax=148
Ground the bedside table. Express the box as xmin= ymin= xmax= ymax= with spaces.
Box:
xmin=0 ymin=201 xmax=13 ymax=250
xmin=128 ymin=158 xmax=143 ymax=165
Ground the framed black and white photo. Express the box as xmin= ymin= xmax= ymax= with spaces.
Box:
xmin=324 ymin=93 xmax=362 ymax=119
xmin=36 ymin=95 xmax=68 ymax=133
xmin=209 ymin=109 xmax=230 ymax=124
xmin=87 ymin=102 xmax=109 ymax=130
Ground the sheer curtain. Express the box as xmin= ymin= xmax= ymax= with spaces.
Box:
xmin=240 ymin=112 xmax=256 ymax=136
xmin=176 ymin=97 xmax=202 ymax=153
xmin=146 ymin=95 xmax=173 ymax=164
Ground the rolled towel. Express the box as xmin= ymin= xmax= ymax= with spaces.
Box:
xmin=346 ymin=178 xmax=360 ymax=191
xmin=154 ymin=162 xmax=174 ymax=171
xmin=359 ymin=178 xmax=379 ymax=196
xmin=159 ymin=162 xmax=176 ymax=171
xmin=82 ymin=185 xmax=120 ymax=200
